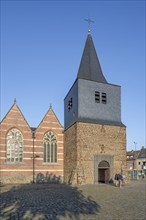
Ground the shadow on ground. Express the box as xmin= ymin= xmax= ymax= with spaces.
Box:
xmin=0 ymin=183 xmax=100 ymax=220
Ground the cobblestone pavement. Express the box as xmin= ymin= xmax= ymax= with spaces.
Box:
xmin=0 ymin=180 xmax=145 ymax=220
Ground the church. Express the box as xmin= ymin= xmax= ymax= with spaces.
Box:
xmin=0 ymin=28 xmax=127 ymax=184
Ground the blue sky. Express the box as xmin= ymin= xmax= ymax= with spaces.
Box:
xmin=1 ymin=0 xmax=145 ymax=151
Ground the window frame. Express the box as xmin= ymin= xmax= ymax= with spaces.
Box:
xmin=95 ymin=91 xmax=107 ymax=104
xmin=95 ymin=91 xmax=100 ymax=103
xmin=102 ymin=92 xmax=107 ymax=104
xmin=68 ymin=97 xmax=73 ymax=111
xmin=43 ymin=131 xmax=57 ymax=164
xmin=6 ymin=128 xmax=23 ymax=163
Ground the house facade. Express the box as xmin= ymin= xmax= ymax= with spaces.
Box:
xmin=126 ymin=150 xmax=140 ymax=171
xmin=127 ymin=147 xmax=146 ymax=179
xmin=137 ymin=148 xmax=146 ymax=174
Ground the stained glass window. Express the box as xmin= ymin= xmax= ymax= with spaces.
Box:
xmin=7 ymin=128 xmax=23 ymax=163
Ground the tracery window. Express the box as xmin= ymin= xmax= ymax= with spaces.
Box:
xmin=43 ymin=131 xmax=57 ymax=163
xmin=6 ymin=128 xmax=23 ymax=163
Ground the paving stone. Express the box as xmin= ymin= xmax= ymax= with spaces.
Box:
xmin=0 ymin=180 xmax=145 ymax=220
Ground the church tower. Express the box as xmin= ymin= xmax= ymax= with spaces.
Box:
xmin=64 ymin=30 xmax=127 ymax=184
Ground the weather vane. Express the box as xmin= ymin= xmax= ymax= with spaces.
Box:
xmin=84 ymin=18 xmax=94 ymax=33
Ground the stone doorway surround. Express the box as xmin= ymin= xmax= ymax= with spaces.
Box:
xmin=94 ymin=155 xmax=114 ymax=184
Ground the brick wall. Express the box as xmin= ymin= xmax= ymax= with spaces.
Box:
xmin=0 ymin=103 xmax=64 ymax=184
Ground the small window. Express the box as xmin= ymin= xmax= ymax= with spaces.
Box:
xmin=102 ymin=93 xmax=107 ymax=104
xmin=68 ymin=97 xmax=73 ymax=111
xmin=95 ymin=91 xmax=100 ymax=103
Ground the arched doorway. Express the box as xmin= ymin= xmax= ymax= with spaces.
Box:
xmin=98 ymin=160 xmax=110 ymax=183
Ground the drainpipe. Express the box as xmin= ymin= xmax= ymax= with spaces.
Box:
xmin=32 ymin=131 xmax=35 ymax=183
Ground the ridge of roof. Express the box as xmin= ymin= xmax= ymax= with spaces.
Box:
xmin=0 ymin=101 xmax=32 ymax=132
xmin=77 ymin=33 xmax=107 ymax=83
xmin=126 ymin=148 xmax=146 ymax=159
xmin=35 ymin=105 xmax=63 ymax=133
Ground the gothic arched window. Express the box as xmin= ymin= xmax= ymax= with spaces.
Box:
xmin=6 ymin=128 xmax=23 ymax=163
xmin=43 ymin=131 xmax=57 ymax=163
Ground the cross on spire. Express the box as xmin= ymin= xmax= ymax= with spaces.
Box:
xmin=50 ymin=103 xmax=52 ymax=109
xmin=84 ymin=18 xmax=94 ymax=34
xmin=14 ymin=98 xmax=16 ymax=104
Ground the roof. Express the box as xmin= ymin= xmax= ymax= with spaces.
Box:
xmin=126 ymin=150 xmax=140 ymax=160
xmin=0 ymin=100 xmax=32 ymax=132
xmin=35 ymin=104 xmax=63 ymax=133
xmin=126 ymin=148 xmax=146 ymax=160
xmin=78 ymin=117 xmax=125 ymax=127
xmin=64 ymin=117 xmax=126 ymax=131
xmin=137 ymin=148 xmax=146 ymax=159
xmin=77 ymin=33 xmax=108 ymax=83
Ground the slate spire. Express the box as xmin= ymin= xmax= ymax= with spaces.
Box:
xmin=77 ymin=33 xmax=107 ymax=83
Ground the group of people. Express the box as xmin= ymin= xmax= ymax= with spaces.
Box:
xmin=114 ymin=173 xmax=125 ymax=187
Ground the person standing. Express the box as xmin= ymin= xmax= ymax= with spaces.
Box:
xmin=114 ymin=173 xmax=119 ymax=187
xmin=118 ymin=174 xmax=123 ymax=188
xmin=122 ymin=173 xmax=125 ymax=185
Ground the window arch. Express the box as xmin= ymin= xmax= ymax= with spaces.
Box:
xmin=6 ymin=128 xmax=23 ymax=163
xmin=43 ymin=131 xmax=57 ymax=163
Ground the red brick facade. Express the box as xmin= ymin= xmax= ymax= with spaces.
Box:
xmin=0 ymin=102 xmax=64 ymax=184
